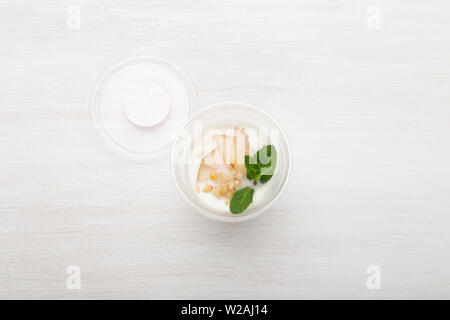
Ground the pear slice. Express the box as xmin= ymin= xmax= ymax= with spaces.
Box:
xmin=197 ymin=149 xmax=235 ymax=182
xmin=198 ymin=127 xmax=249 ymax=183
xmin=213 ymin=127 xmax=249 ymax=166
xmin=214 ymin=134 xmax=234 ymax=166
xmin=233 ymin=127 xmax=249 ymax=166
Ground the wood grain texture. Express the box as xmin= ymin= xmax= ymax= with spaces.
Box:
xmin=1 ymin=0 xmax=450 ymax=299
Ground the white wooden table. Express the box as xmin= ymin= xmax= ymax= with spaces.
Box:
xmin=1 ymin=0 xmax=450 ymax=299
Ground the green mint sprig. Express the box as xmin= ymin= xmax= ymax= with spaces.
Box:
xmin=229 ymin=145 xmax=277 ymax=214
xmin=245 ymin=145 xmax=277 ymax=184
xmin=245 ymin=154 xmax=260 ymax=184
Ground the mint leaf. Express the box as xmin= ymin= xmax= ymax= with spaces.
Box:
xmin=244 ymin=145 xmax=277 ymax=184
xmin=259 ymin=172 xmax=273 ymax=183
xmin=257 ymin=145 xmax=277 ymax=183
xmin=245 ymin=154 xmax=260 ymax=183
xmin=257 ymin=145 xmax=275 ymax=167
xmin=230 ymin=187 xmax=254 ymax=214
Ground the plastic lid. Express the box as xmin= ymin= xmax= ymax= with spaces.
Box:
xmin=90 ymin=57 xmax=197 ymax=159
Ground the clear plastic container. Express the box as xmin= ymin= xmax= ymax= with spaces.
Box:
xmin=171 ymin=102 xmax=292 ymax=222
xmin=89 ymin=57 xmax=197 ymax=160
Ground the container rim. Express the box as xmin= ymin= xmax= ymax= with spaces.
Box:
xmin=89 ymin=56 xmax=198 ymax=160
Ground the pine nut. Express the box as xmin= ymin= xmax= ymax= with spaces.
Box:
xmin=203 ymin=184 xmax=213 ymax=193
xmin=219 ymin=186 xmax=229 ymax=195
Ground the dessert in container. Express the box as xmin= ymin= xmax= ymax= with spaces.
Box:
xmin=171 ymin=102 xmax=292 ymax=222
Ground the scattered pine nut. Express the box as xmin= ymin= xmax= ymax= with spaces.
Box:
xmin=210 ymin=171 xmax=217 ymax=180
xmin=219 ymin=186 xmax=229 ymax=195
xmin=203 ymin=184 xmax=213 ymax=193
